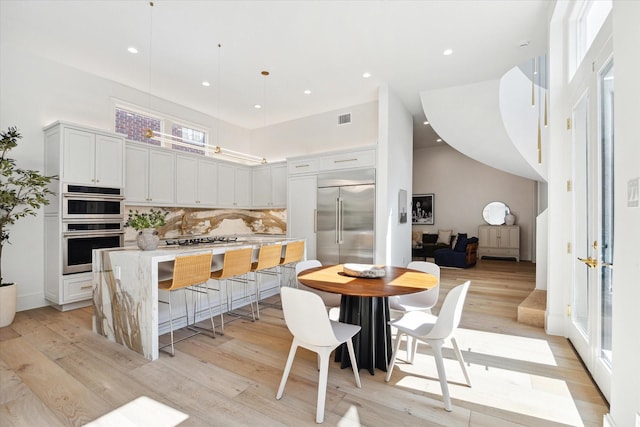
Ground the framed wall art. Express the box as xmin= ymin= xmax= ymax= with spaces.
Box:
xmin=412 ymin=193 xmax=434 ymax=225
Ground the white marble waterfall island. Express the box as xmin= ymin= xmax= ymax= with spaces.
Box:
xmin=92 ymin=237 xmax=303 ymax=360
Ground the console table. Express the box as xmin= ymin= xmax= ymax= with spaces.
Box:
xmin=478 ymin=225 xmax=520 ymax=261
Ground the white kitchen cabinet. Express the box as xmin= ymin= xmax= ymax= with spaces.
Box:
xmin=45 ymin=122 xmax=124 ymax=188
xmin=125 ymin=143 xmax=175 ymax=205
xmin=478 ymin=225 xmax=520 ymax=261
xmin=217 ymin=163 xmax=251 ymax=208
xmin=176 ymin=155 xmax=219 ymax=206
xmin=287 ymin=157 xmax=320 ymax=175
xmin=252 ymin=163 xmax=287 ymax=208
xmin=287 ymin=175 xmax=317 ymax=259
xmin=319 ymin=147 xmax=376 ymax=171
xmin=42 ymin=122 xmax=125 ymax=311
xmin=287 ymin=146 xmax=376 ymax=175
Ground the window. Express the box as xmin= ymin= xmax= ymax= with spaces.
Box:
xmin=573 ymin=0 xmax=612 ymax=73
xmin=114 ymin=104 xmax=209 ymax=155
xmin=171 ymin=123 xmax=206 ymax=155
xmin=115 ymin=107 xmax=162 ymax=146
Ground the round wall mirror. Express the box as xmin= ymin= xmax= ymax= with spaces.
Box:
xmin=483 ymin=201 xmax=510 ymax=225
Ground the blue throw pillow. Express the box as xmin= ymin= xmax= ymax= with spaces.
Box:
xmin=454 ymin=233 xmax=468 ymax=252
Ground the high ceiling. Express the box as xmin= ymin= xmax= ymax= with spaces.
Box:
xmin=1 ymin=1 xmax=549 ymax=148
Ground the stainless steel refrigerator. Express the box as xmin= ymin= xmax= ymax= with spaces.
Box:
xmin=317 ymin=169 xmax=375 ymax=265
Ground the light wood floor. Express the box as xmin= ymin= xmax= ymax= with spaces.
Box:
xmin=0 ymin=259 xmax=609 ymax=426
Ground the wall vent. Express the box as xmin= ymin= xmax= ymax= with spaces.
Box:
xmin=337 ymin=113 xmax=352 ymax=125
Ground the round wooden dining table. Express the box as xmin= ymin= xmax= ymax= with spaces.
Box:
xmin=297 ymin=264 xmax=437 ymax=374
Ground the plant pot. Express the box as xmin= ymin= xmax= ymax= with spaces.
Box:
xmin=0 ymin=283 xmax=17 ymax=327
xmin=136 ymin=228 xmax=160 ymax=251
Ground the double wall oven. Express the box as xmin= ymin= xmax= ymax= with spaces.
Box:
xmin=62 ymin=185 xmax=125 ymax=274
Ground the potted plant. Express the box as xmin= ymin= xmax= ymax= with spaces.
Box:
xmin=125 ymin=209 xmax=169 ymax=250
xmin=1 ymin=127 xmax=56 ymax=327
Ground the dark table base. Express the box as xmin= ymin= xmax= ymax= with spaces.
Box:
xmin=334 ymin=295 xmax=392 ymax=375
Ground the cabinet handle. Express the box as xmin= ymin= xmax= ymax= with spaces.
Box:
xmin=80 ymin=285 xmax=92 ymax=290
xmin=334 ymin=158 xmax=358 ymax=163
xmin=313 ymin=209 xmax=317 ymax=233
xmin=295 ymin=164 xmax=310 ymax=168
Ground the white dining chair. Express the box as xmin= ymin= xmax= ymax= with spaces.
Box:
xmin=295 ymin=260 xmax=341 ymax=320
xmin=385 ymin=281 xmax=472 ymax=412
xmin=276 ymin=287 xmax=361 ymax=423
xmin=389 ymin=261 xmax=441 ymax=363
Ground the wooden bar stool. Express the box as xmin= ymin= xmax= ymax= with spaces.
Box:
xmin=158 ymin=252 xmax=216 ymax=357
xmin=250 ymin=243 xmax=283 ymax=318
xmin=278 ymin=240 xmax=305 ymax=288
xmin=210 ymin=247 xmax=254 ymax=327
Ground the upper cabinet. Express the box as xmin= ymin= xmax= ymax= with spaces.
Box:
xmin=217 ymin=163 xmax=251 ymax=208
xmin=288 ymin=146 xmax=376 ymax=175
xmin=45 ymin=122 xmax=124 ymax=188
xmin=176 ymin=155 xmax=219 ymax=206
xmin=252 ymin=163 xmax=287 ymax=208
xmin=125 ymin=143 xmax=175 ymax=205
xmin=319 ymin=148 xmax=376 ymax=171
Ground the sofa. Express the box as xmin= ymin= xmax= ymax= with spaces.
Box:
xmin=411 ymin=232 xmax=455 ymax=260
xmin=434 ymin=234 xmax=479 ymax=268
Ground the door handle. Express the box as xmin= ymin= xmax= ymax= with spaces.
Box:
xmin=577 ymin=256 xmax=598 ymax=268
xmin=601 ymin=261 xmax=613 ymax=269
xmin=335 ymin=198 xmax=340 ymax=244
xmin=338 ymin=197 xmax=344 ymax=244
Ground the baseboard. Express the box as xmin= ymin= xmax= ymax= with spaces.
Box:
xmin=545 ymin=311 xmax=566 ymax=336
xmin=17 ymin=293 xmax=49 ymax=312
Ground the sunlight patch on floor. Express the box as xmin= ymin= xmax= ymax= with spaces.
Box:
xmin=388 ymin=328 xmax=586 ymax=426
xmin=337 ymin=405 xmax=362 ymax=426
xmin=455 ymin=327 xmax=558 ymax=366
xmin=393 ymin=356 xmax=584 ymax=426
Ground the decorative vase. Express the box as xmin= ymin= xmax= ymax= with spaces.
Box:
xmin=0 ymin=283 xmax=17 ymax=327
xmin=505 ymin=213 xmax=516 ymax=226
xmin=137 ymin=228 xmax=160 ymax=251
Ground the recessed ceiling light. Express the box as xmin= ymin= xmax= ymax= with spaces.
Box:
xmin=443 ymin=49 xmax=453 ymax=56
xmin=423 ymin=121 xmax=430 ymax=125
xmin=436 ymin=138 xmax=443 ymax=142
xmin=202 ymin=81 xmax=211 ymax=87
xmin=254 ymin=104 xmax=262 ymax=109
xmin=304 ymin=89 xmax=312 ymax=95
xmin=127 ymin=46 xmax=138 ymax=54
xmin=362 ymin=72 xmax=372 ymax=78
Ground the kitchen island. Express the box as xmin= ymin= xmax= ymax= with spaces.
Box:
xmin=92 ymin=237 xmax=304 ymax=360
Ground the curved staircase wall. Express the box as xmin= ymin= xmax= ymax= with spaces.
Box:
xmin=420 ymin=67 xmax=548 ymax=183
xmin=499 ymin=67 xmax=549 ymax=182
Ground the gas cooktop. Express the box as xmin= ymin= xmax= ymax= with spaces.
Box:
xmin=163 ymin=236 xmax=239 ymax=246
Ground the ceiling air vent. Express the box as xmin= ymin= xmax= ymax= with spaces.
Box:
xmin=337 ymin=113 xmax=352 ymax=125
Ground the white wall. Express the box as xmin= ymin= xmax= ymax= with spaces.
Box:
xmin=376 ymin=85 xmax=413 ymax=266
xmin=254 ymin=101 xmax=378 ymax=162
xmin=413 ymin=145 xmax=536 ymax=261
xmin=610 ymin=2 xmax=640 ymax=426
xmin=0 ymin=47 xmax=253 ymax=310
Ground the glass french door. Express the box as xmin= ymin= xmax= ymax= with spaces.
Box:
xmin=569 ymin=51 xmax=614 ymax=401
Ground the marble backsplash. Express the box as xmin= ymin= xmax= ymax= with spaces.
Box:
xmin=124 ymin=206 xmax=286 ymax=242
